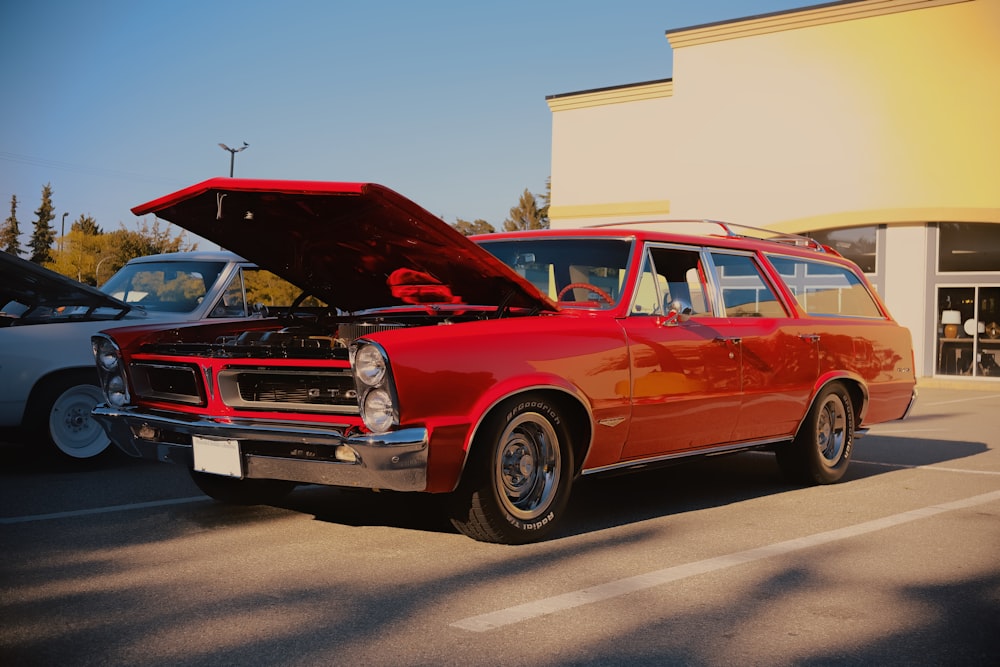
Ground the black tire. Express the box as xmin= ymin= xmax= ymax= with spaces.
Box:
xmin=448 ymin=395 xmax=574 ymax=544
xmin=190 ymin=471 xmax=297 ymax=505
xmin=29 ymin=370 xmax=112 ymax=460
xmin=777 ymin=383 xmax=854 ymax=485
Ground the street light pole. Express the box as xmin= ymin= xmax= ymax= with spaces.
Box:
xmin=60 ymin=211 xmax=68 ymax=252
xmin=95 ymin=256 xmax=110 ymax=286
xmin=218 ymin=142 xmax=249 ymax=177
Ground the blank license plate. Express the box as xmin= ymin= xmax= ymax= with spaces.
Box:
xmin=192 ymin=436 xmax=242 ymax=477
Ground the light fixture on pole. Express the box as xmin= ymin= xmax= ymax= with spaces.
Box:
xmin=218 ymin=142 xmax=249 ymax=177
xmin=60 ymin=212 xmax=68 ymax=252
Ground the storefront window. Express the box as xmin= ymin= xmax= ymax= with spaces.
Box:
xmin=806 ymin=226 xmax=877 ymax=273
xmin=936 ymin=286 xmax=1000 ymax=377
xmin=938 ymin=223 xmax=1000 ymax=273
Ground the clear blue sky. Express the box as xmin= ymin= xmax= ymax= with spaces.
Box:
xmin=1 ymin=0 xmax=811 ymax=249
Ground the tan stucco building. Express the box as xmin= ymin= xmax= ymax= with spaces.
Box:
xmin=546 ymin=0 xmax=1000 ymax=383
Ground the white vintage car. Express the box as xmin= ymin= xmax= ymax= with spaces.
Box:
xmin=0 ymin=250 xmax=260 ymax=459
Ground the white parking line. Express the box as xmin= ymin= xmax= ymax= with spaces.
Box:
xmin=0 ymin=496 xmax=207 ymax=524
xmin=450 ymin=489 xmax=1000 ymax=632
xmin=920 ymin=394 xmax=1000 ymax=407
xmin=853 ymin=459 xmax=1000 ymax=476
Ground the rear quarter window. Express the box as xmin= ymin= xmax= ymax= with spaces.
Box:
xmin=709 ymin=252 xmax=787 ymax=318
xmin=768 ymin=255 xmax=883 ymax=318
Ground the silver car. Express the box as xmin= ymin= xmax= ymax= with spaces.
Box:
xmin=0 ymin=250 xmax=260 ymax=459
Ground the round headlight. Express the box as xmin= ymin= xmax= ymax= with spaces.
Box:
xmin=94 ymin=338 xmax=120 ymax=372
xmin=107 ymin=375 xmax=129 ymax=407
xmin=354 ymin=344 xmax=387 ymax=386
xmin=361 ymin=388 xmax=395 ymax=433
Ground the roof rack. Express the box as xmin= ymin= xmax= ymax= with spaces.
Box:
xmin=586 ymin=219 xmax=827 ymax=252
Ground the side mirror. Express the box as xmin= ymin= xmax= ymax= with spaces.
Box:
xmin=662 ymin=299 xmax=693 ymax=326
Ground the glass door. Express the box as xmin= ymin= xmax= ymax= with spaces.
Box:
xmin=936 ymin=286 xmax=1000 ymax=377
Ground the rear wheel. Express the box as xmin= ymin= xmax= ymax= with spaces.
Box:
xmin=190 ymin=471 xmax=297 ymax=505
xmin=777 ymin=383 xmax=854 ymax=485
xmin=30 ymin=372 xmax=111 ymax=460
xmin=448 ymin=395 xmax=574 ymax=544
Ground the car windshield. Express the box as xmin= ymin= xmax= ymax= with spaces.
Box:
xmin=101 ymin=260 xmax=226 ymax=314
xmin=478 ymin=238 xmax=633 ymax=309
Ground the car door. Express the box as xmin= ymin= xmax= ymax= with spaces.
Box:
xmin=619 ymin=244 xmax=741 ymax=459
xmin=706 ymin=250 xmax=819 ymax=441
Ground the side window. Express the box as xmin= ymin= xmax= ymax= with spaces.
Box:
xmin=631 ymin=255 xmax=667 ymax=315
xmin=708 ymin=252 xmax=787 ymax=318
xmin=210 ymin=270 xmax=247 ymax=318
xmin=768 ymin=255 xmax=883 ymax=318
xmin=633 ymin=246 xmax=712 ymax=317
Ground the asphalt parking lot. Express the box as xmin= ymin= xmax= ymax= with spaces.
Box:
xmin=1 ymin=383 xmax=998 ymax=666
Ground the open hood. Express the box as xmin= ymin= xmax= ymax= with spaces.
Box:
xmin=132 ymin=178 xmax=556 ymax=314
xmin=0 ymin=251 xmax=131 ymax=323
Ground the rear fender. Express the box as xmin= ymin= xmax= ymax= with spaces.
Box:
xmin=799 ymin=371 xmax=867 ymax=436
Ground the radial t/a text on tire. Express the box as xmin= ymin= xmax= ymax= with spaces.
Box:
xmin=777 ymin=382 xmax=854 ymax=485
xmin=448 ymin=394 xmax=575 ymax=544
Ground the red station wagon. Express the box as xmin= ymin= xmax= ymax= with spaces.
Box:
xmin=91 ymin=179 xmax=916 ymax=543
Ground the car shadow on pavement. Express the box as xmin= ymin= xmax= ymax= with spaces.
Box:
xmin=0 ymin=439 xmax=146 ymax=474
xmin=261 ymin=432 xmax=989 ymax=542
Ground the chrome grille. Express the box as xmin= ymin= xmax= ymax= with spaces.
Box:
xmin=218 ymin=369 xmax=358 ymax=414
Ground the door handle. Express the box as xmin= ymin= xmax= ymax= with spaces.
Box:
xmin=799 ymin=334 xmax=821 ymax=343
xmin=714 ymin=337 xmax=741 ymax=359
xmin=714 ymin=337 xmax=742 ymax=345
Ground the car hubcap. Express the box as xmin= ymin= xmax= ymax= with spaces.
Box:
xmin=496 ymin=413 xmax=560 ymax=520
xmin=816 ymin=395 xmax=847 ymax=468
xmin=49 ymin=385 xmax=110 ymax=458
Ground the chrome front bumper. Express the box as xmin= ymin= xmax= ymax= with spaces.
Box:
xmin=92 ymin=406 xmax=428 ymax=492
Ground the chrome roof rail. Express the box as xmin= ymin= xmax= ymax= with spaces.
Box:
xmin=585 ymin=219 xmax=827 ymax=252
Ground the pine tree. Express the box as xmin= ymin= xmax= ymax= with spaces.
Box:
xmin=1 ymin=194 xmax=21 ymax=256
xmin=70 ymin=214 xmax=102 ymax=236
xmin=540 ymin=177 xmax=551 ymax=224
xmin=29 ymin=183 xmax=56 ymax=264
xmin=503 ymin=188 xmax=549 ymax=232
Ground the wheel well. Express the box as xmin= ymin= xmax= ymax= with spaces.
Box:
xmin=476 ymin=389 xmax=593 ymax=478
xmin=835 ymin=380 xmax=865 ymax=426
xmin=818 ymin=378 xmax=865 ymax=427
xmin=25 ymin=367 xmax=100 ymax=421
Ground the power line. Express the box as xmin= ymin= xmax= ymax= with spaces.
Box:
xmin=0 ymin=151 xmax=185 ymax=186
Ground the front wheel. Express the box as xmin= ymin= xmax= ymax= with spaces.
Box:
xmin=448 ymin=396 xmax=574 ymax=544
xmin=31 ymin=372 xmax=111 ymax=460
xmin=190 ymin=471 xmax=297 ymax=505
xmin=777 ymin=383 xmax=854 ymax=485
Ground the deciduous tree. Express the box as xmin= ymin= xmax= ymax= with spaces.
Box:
xmin=46 ymin=216 xmax=195 ymax=286
xmin=453 ymin=218 xmax=495 ymax=236
xmin=99 ymin=218 xmax=196 ymax=280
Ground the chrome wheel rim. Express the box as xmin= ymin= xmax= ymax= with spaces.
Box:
xmin=495 ymin=412 xmax=561 ymax=520
xmin=49 ymin=385 xmax=110 ymax=458
xmin=815 ymin=394 xmax=847 ymax=468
